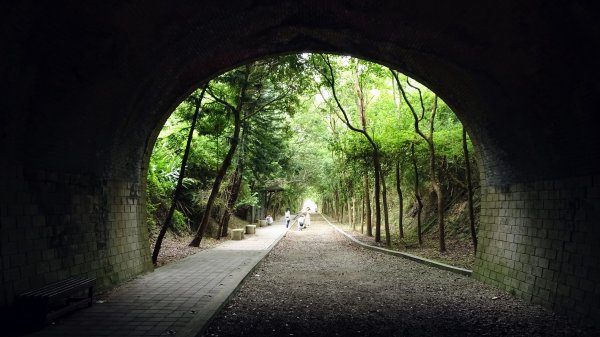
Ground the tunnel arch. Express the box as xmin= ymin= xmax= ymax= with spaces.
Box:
xmin=1 ymin=1 xmax=599 ymax=325
xmin=140 ymin=47 xmax=496 ymax=191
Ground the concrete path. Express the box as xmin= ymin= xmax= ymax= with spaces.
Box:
xmin=26 ymin=223 xmax=288 ymax=337
xmin=203 ymin=214 xmax=593 ymax=337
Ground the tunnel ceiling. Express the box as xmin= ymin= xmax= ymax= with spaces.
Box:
xmin=1 ymin=1 xmax=599 ymax=184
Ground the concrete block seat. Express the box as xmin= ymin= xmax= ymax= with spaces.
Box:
xmin=245 ymin=224 xmax=256 ymax=234
xmin=258 ymin=220 xmax=267 ymax=227
xmin=231 ymin=228 xmax=245 ymax=240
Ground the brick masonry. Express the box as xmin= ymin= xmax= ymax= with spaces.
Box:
xmin=1 ymin=1 xmax=600 ymax=326
xmin=0 ymin=162 xmax=153 ymax=308
xmin=473 ymin=174 xmax=600 ymax=324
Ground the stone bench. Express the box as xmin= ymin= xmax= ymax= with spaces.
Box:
xmin=258 ymin=219 xmax=267 ymax=227
xmin=245 ymin=224 xmax=256 ymax=234
xmin=231 ymin=228 xmax=245 ymax=240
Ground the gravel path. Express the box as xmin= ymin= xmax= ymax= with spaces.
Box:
xmin=203 ymin=215 xmax=595 ymax=337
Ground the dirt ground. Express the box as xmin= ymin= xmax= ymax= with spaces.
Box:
xmin=152 ymin=231 xmax=222 ymax=267
xmin=201 ymin=215 xmax=596 ymax=337
xmin=335 ymin=221 xmax=476 ymax=270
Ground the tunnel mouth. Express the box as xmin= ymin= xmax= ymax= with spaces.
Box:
xmin=4 ymin=2 xmax=598 ymax=326
xmin=146 ymin=53 xmax=479 ymax=268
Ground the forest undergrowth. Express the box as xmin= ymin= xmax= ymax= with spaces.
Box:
xmin=333 ymin=191 xmax=478 ymax=270
xmin=149 ymin=215 xmax=251 ymax=267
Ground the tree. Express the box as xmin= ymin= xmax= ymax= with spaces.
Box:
xmin=411 ymin=143 xmax=423 ymax=245
xmin=315 ymin=54 xmax=384 ymax=243
xmin=153 ymin=86 xmax=207 ymax=263
xmin=148 ymin=53 xmax=479 ymax=261
xmin=395 ymin=158 xmax=404 ymax=239
xmin=364 ymin=170 xmax=373 ymax=236
xmin=380 ymin=163 xmax=391 ymax=246
xmin=190 ymin=65 xmax=250 ymax=247
xmin=392 ymin=71 xmax=446 ymax=252
xmin=463 ymin=127 xmax=477 ymax=252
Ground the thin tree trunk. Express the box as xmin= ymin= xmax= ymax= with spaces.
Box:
xmin=334 ymin=187 xmax=340 ymax=221
xmin=348 ymin=194 xmax=352 ymax=226
xmin=393 ymin=72 xmax=445 ymax=252
xmin=411 ymin=143 xmax=423 ymax=246
xmin=218 ymin=165 xmax=243 ymax=238
xmin=354 ymin=64 xmax=382 ymax=242
xmin=426 ymin=97 xmax=445 ymax=252
xmin=364 ymin=172 xmax=372 ymax=237
xmin=372 ymin=154 xmax=382 ymax=243
xmin=463 ymin=127 xmax=477 ymax=253
xmin=360 ymin=193 xmax=365 ymax=234
xmin=152 ymin=86 xmax=207 ymax=264
xmin=340 ymin=192 xmax=345 ymax=223
xmin=190 ymin=67 xmax=250 ymax=247
xmin=319 ymin=55 xmax=381 ymax=240
xmin=380 ymin=167 xmax=391 ymax=247
xmin=190 ymin=111 xmax=241 ymax=246
xmin=395 ymin=158 xmax=404 ymax=239
xmin=352 ymin=195 xmax=356 ymax=231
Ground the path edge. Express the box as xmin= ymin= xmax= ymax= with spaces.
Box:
xmin=180 ymin=226 xmax=290 ymax=337
xmin=321 ymin=214 xmax=472 ymax=277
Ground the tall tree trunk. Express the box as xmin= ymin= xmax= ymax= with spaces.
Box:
xmin=393 ymin=72 xmax=445 ymax=252
xmin=360 ymin=193 xmax=365 ymax=234
xmin=463 ymin=127 xmax=477 ymax=253
xmin=190 ymin=110 xmax=241 ymax=246
xmin=352 ymin=195 xmax=356 ymax=231
xmin=411 ymin=143 xmax=423 ymax=246
xmin=347 ymin=195 xmax=352 ymax=225
xmin=380 ymin=167 xmax=391 ymax=247
xmin=432 ymin=180 xmax=445 ymax=252
xmin=395 ymin=158 xmax=404 ymax=239
xmin=334 ymin=187 xmax=340 ymax=220
xmin=360 ymin=194 xmax=364 ymax=233
xmin=218 ymin=165 xmax=243 ymax=238
xmin=372 ymin=153 xmax=382 ymax=243
xmin=152 ymin=86 xmax=206 ymax=264
xmin=364 ymin=172 xmax=373 ymax=237
xmin=354 ymin=64 xmax=382 ymax=242
xmin=340 ymin=191 xmax=345 ymax=222
xmin=190 ymin=67 xmax=250 ymax=247
xmin=320 ymin=55 xmax=381 ymax=240
xmin=426 ymin=97 xmax=445 ymax=252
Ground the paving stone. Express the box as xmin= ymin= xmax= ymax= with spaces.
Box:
xmin=25 ymin=223 xmax=288 ymax=337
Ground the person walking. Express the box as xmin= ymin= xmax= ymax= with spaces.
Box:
xmin=284 ymin=208 xmax=291 ymax=228
xmin=296 ymin=212 xmax=305 ymax=231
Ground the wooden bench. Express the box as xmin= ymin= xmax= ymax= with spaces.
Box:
xmin=15 ymin=277 xmax=96 ymax=326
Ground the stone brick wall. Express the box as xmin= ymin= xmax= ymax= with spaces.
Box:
xmin=473 ymin=174 xmax=600 ymax=324
xmin=0 ymin=162 xmax=153 ymax=309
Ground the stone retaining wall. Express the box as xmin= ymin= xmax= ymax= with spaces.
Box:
xmin=0 ymin=162 xmax=153 ymax=308
xmin=473 ymin=175 xmax=600 ymax=324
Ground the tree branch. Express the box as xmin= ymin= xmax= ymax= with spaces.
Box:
xmin=390 ymin=70 xmax=430 ymax=144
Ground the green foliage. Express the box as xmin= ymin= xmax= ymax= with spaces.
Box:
xmin=146 ymin=53 xmax=478 ymax=241
xmin=171 ymin=209 xmax=188 ymax=235
xmin=147 ymin=55 xmax=316 ymax=235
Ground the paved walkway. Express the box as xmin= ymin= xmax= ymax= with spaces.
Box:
xmin=26 ymin=223 xmax=289 ymax=337
xmin=203 ymin=214 xmax=593 ymax=337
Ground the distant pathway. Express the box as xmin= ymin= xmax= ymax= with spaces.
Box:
xmin=204 ymin=214 xmax=594 ymax=337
